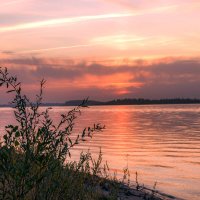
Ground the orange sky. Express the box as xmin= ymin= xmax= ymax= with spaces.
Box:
xmin=1 ymin=0 xmax=200 ymax=103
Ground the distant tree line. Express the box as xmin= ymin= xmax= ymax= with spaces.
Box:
xmin=1 ymin=98 xmax=200 ymax=107
xmin=65 ymin=98 xmax=200 ymax=106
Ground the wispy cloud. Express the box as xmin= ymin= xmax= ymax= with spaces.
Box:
xmin=0 ymin=50 xmax=15 ymax=55
xmin=17 ymin=44 xmax=96 ymax=54
xmin=1 ymin=0 xmax=27 ymax=6
xmin=92 ymin=34 xmax=148 ymax=43
xmin=0 ymin=13 xmax=134 ymax=33
xmin=91 ymin=34 xmax=149 ymax=50
xmin=0 ymin=5 xmax=178 ymax=33
xmin=16 ymin=35 xmax=148 ymax=54
xmin=101 ymin=0 xmax=138 ymax=10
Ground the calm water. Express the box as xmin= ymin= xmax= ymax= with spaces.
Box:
xmin=0 ymin=105 xmax=200 ymax=200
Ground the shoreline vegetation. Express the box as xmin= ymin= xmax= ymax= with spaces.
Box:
xmin=1 ymin=98 xmax=200 ymax=108
xmin=0 ymin=67 xmax=180 ymax=200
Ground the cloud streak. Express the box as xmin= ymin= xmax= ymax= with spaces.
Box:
xmin=0 ymin=13 xmax=134 ymax=33
xmin=1 ymin=0 xmax=27 ymax=6
xmin=18 ymin=44 xmax=96 ymax=54
xmin=0 ymin=5 xmax=178 ymax=33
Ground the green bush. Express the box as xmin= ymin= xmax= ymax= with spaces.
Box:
xmin=0 ymin=67 xmax=164 ymax=200
xmin=0 ymin=67 xmax=120 ymax=200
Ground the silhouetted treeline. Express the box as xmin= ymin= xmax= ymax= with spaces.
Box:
xmin=1 ymin=98 xmax=200 ymax=108
xmin=65 ymin=98 xmax=200 ymax=106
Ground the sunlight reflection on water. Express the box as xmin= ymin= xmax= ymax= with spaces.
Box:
xmin=0 ymin=104 xmax=200 ymax=200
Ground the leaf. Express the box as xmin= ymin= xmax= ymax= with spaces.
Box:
xmin=15 ymin=131 xmax=20 ymax=137
xmin=13 ymin=126 xmax=18 ymax=132
xmin=69 ymin=138 xmax=72 ymax=146
xmin=82 ymin=128 xmax=86 ymax=138
xmin=7 ymin=89 xmax=15 ymax=93
xmin=15 ymin=140 xmax=19 ymax=146
xmin=3 ymin=134 xmax=7 ymax=141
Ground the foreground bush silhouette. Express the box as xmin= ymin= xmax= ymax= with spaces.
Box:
xmin=0 ymin=67 xmax=122 ymax=200
xmin=0 ymin=68 xmax=165 ymax=200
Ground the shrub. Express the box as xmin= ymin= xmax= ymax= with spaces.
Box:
xmin=0 ymin=67 xmax=111 ymax=200
xmin=0 ymin=67 xmax=165 ymax=200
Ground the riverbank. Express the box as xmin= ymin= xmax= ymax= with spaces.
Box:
xmin=86 ymin=176 xmax=181 ymax=200
xmin=116 ymin=185 xmax=178 ymax=200
xmin=0 ymin=144 xmax=181 ymax=200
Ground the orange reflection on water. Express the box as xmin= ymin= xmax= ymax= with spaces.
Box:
xmin=0 ymin=105 xmax=200 ymax=200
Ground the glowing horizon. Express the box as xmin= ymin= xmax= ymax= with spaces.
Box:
xmin=1 ymin=0 xmax=200 ymax=103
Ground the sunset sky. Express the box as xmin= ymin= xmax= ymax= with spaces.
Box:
xmin=1 ymin=0 xmax=200 ymax=103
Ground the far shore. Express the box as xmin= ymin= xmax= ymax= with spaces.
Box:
xmin=1 ymin=98 xmax=200 ymax=108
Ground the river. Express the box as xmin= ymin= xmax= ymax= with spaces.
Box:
xmin=0 ymin=105 xmax=200 ymax=200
